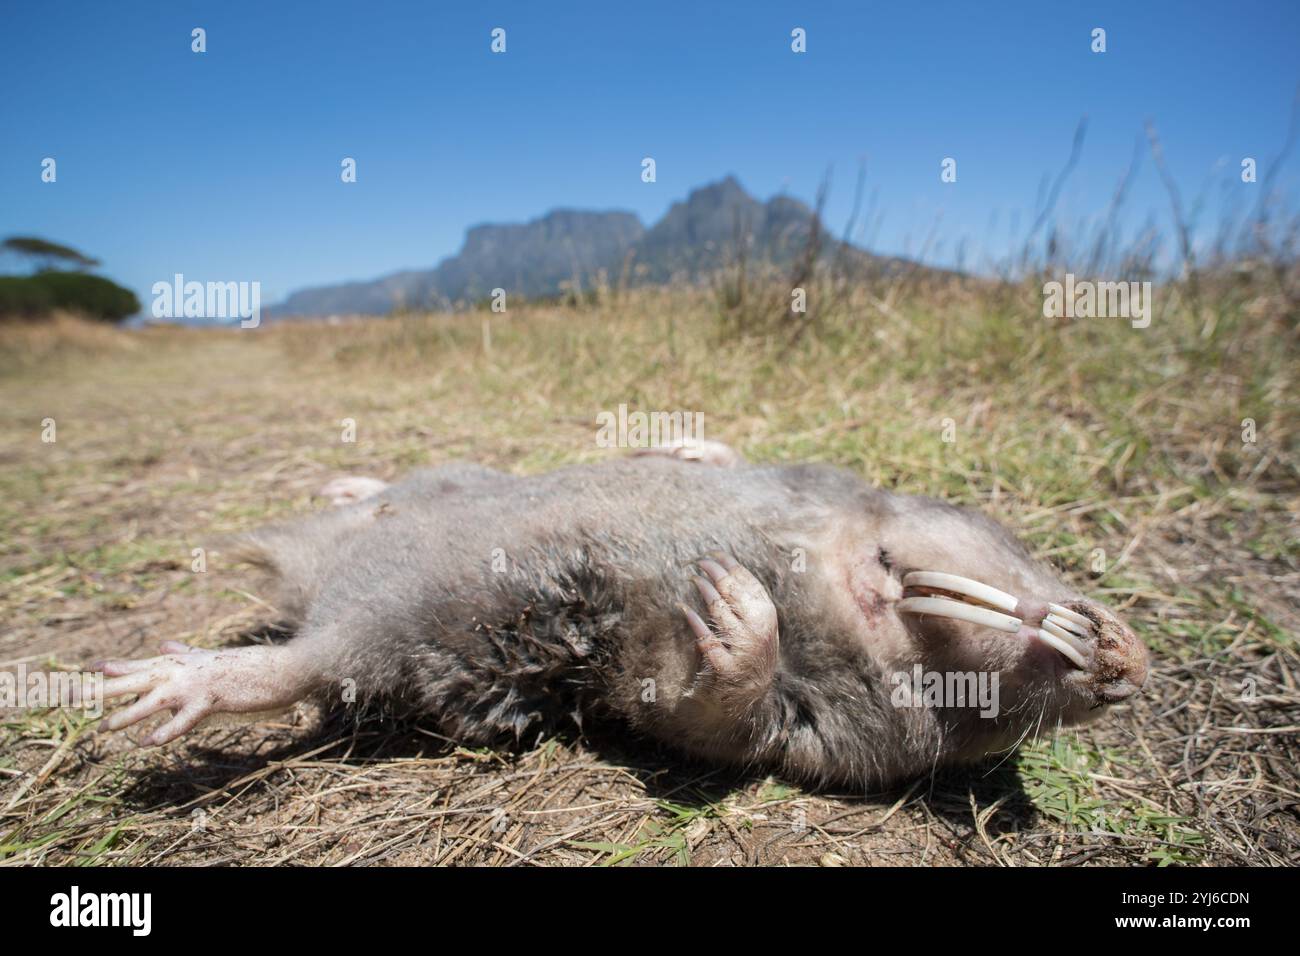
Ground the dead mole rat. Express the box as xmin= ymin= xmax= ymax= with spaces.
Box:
xmin=98 ymin=441 xmax=1148 ymax=789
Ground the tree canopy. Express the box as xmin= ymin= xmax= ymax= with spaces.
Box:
xmin=2 ymin=236 xmax=101 ymax=271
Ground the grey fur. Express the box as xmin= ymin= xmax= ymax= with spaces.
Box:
xmin=228 ymin=456 xmax=1148 ymax=790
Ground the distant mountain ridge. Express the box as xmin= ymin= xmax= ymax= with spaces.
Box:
xmin=273 ymin=176 xmax=902 ymax=317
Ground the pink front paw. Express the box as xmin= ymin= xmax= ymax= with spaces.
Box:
xmin=681 ymin=553 xmax=779 ymax=708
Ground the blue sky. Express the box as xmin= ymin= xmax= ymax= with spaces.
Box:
xmin=2 ymin=0 xmax=1297 ymax=309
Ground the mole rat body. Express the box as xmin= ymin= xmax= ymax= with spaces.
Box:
xmin=100 ymin=447 xmax=1148 ymax=789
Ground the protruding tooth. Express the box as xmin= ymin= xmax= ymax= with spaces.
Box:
xmin=901 ymin=572 xmax=1019 ymax=614
xmin=1047 ymin=603 xmax=1091 ymax=630
xmin=896 ymin=596 xmax=1022 ymax=633
xmin=1045 ymin=612 xmax=1089 ymax=640
xmin=1037 ymin=628 xmax=1089 ymax=669
xmin=1040 ymin=618 xmax=1091 ymax=660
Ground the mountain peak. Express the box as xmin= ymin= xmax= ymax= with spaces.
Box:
xmin=687 ymin=174 xmax=749 ymax=200
xmin=274 ymin=177 xmax=892 ymax=316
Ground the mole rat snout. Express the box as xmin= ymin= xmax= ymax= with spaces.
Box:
xmin=896 ymin=571 xmax=1149 ymax=706
xmin=1070 ymin=601 xmax=1149 ymax=703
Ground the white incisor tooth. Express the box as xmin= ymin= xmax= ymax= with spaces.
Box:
xmin=1045 ymin=612 xmax=1089 ymax=640
xmin=896 ymin=596 xmax=1022 ymax=633
xmin=1047 ymin=603 xmax=1091 ymax=630
xmin=1040 ymin=618 xmax=1091 ymax=659
xmin=1036 ymin=628 xmax=1089 ymax=669
xmin=901 ymin=572 xmax=1019 ymax=614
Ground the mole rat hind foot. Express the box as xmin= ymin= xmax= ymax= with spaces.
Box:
xmin=317 ymin=476 xmax=389 ymax=507
xmin=98 ymin=638 xmax=330 ymax=746
xmin=630 ymin=437 xmax=745 ymax=468
xmin=316 ymin=461 xmax=523 ymax=510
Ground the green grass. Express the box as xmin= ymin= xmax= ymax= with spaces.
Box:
xmin=1016 ymin=738 xmax=1205 ymax=865
xmin=0 ymin=279 xmax=1294 ymax=865
xmin=571 ymin=798 xmax=726 ymax=866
